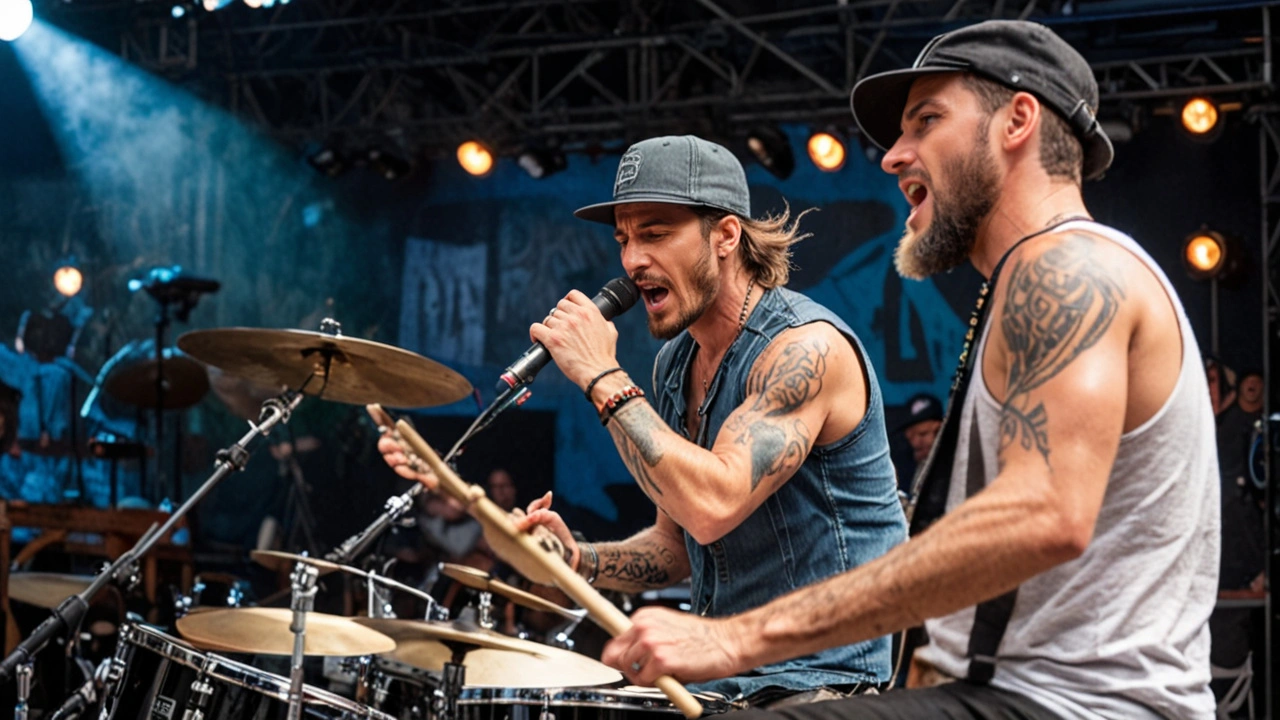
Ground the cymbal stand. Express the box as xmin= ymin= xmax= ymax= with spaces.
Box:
xmin=0 ymin=390 xmax=304 ymax=686
xmin=435 ymin=649 xmax=468 ymax=720
xmin=476 ymin=592 xmax=495 ymax=630
xmin=13 ymin=662 xmax=31 ymax=720
xmin=286 ymin=562 xmax=319 ymax=720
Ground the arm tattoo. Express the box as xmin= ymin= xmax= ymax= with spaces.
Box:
xmin=998 ymin=235 xmax=1123 ymax=465
xmin=746 ymin=339 xmax=830 ymax=415
xmin=608 ymin=402 xmax=666 ymax=498
xmin=738 ymin=419 xmax=811 ymax=491
xmin=597 ymin=542 xmax=678 ymax=590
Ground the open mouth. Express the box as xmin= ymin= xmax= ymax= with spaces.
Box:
xmin=639 ymin=285 xmax=670 ymax=311
xmin=904 ymin=181 xmax=930 ymax=224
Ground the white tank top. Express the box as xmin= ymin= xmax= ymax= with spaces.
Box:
xmin=914 ymin=221 xmax=1220 ymax=719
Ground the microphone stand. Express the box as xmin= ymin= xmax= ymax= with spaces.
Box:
xmin=0 ymin=391 xmax=305 ymax=693
xmin=325 ymin=382 xmax=530 ymax=565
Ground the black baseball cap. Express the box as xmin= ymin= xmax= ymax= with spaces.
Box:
xmin=851 ymin=20 xmax=1113 ymax=181
xmin=895 ymin=393 xmax=944 ymax=433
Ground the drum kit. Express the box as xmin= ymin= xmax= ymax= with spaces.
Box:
xmin=2 ymin=319 xmax=724 ymax=720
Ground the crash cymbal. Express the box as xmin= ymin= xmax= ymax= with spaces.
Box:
xmin=440 ymin=563 xmax=582 ymax=620
xmin=177 ymin=608 xmax=396 ymax=656
xmin=250 ymin=550 xmax=345 ymax=576
xmin=353 ymin=618 xmax=622 ymax=688
xmin=8 ymin=573 xmax=95 ymax=608
xmin=177 ymin=328 xmax=471 ymax=408
xmin=104 ymin=349 xmax=210 ymax=410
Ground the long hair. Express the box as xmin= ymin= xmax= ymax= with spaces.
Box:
xmin=693 ymin=203 xmax=814 ymax=289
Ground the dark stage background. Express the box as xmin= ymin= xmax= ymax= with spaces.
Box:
xmin=0 ymin=16 xmax=1264 ymax=551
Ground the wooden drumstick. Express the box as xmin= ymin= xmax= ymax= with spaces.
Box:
xmin=394 ymin=419 xmax=704 ymax=719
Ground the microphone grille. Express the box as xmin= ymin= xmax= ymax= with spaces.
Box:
xmin=601 ymin=276 xmax=640 ymax=315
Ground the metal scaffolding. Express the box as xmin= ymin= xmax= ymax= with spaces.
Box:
xmin=36 ymin=0 xmax=1280 ymax=156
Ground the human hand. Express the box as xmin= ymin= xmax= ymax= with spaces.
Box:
xmin=528 ymin=290 xmax=620 ymax=390
xmin=602 ymin=607 xmax=747 ymax=685
xmin=512 ymin=491 xmax=581 ymax=570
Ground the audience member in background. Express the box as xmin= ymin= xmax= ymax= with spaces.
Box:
xmin=1204 ymin=356 xmax=1237 ymax=417
xmin=892 ymin=393 xmax=943 ymax=492
xmin=1209 ymin=372 xmax=1265 ymax=716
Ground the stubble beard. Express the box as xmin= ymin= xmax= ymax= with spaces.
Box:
xmin=648 ymin=240 xmax=720 ymax=340
xmin=894 ymin=129 xmax=1001 ymax=281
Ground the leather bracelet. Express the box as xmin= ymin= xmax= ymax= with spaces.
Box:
xmin=580 ymin=542 xmax=600 ymax=585
xmin=584 ymin=366 xmax=624 ymax=401
xmin=599 ymin=385 xmax=644 ymax=425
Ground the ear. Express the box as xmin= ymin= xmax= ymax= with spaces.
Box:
xmin=714 ymin=214 xmax=743 ymax=259
xmin=1002 ymin=91 xmax=1040 ymax=154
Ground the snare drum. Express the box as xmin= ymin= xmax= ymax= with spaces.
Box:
xmin=456 ymin=686 xmax=728 ymax=720
xmin=99 ymin=623 xmax=393 ymax=720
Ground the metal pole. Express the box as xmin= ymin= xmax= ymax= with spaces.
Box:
xmin=286 ymin=562 xmax=319 ymax=720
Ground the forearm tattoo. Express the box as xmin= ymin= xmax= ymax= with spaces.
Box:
xmin=597 ymin=541 xmax=678 ymax=591
xmin=998 ymin=235 xmax=1123 ymax=466
xmin=608 ymin=400 xmax=667 ymax=499
xmin=724 ymin=338 xmax=826 ymax=492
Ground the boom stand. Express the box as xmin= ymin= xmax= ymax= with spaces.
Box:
xmin=0 ymin=391 xmax=305 ymax=691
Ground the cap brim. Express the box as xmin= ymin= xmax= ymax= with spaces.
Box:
xmin=1080 ymin=131 xmax=1114 ymax=182
xmin=851 ymin=66 xmax=956 ymax=153
xmin=573 ymin=196 xmax=734 ymax=226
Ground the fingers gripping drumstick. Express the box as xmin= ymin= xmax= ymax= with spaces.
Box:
xmin=393 ymin=418 xmax=704 ymax=719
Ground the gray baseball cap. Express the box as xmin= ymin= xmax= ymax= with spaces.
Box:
xmin=574 ymin=135 xmax=751 ymax=225
xmin=851 ymin=20 xmax=1113 ymax=181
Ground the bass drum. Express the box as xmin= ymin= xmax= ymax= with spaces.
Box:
xmin=99 ymin=623 xmax=393 ymax=720
xmin=456 ymin=686 xmax=729 ymax=720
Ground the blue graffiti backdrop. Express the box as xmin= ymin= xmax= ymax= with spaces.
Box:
xmin=399 ymin=127 xmax=969 ymax=534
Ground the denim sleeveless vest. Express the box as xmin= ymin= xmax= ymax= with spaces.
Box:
xmin=651 ymin=287 xmax=907 ymax=701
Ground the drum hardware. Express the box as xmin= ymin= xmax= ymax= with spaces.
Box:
xmin=476 ymin=592 xmax=496 ymax=630
xmin=14 ymin=661 xmax=32 ymax=720
xmin=286 ymin=562 xmax=320 ymax=720
xmin=394 ymin=421 xmax=703 ymax=718
xmin=249 ymin=550 xmax=450 ymax=622
xmin=0 ymin=388 xmax=303 ymax=704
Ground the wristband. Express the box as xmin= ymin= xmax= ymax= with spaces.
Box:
xmin=584 ymin=367 xmax=624 ymax=400
xmin=580 ymin=542 xmax=600 ymax=585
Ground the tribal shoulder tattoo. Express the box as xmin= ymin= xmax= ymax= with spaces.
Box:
xmin=997 ymin=234 xmax=1124 ymax=466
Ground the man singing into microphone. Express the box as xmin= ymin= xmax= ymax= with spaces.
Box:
xmin=386 ymin=135 xmax=906 ymax=705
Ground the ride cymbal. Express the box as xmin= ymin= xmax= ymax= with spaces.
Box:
xmin=250 ymin=550 xmax=345 ymax=576
xmin=8 ymin=573 xmax=96 ymax=608
xmin=352 ymin=617 xmax=622 ymax=688
xmin=177 ymin=328 xmax=471 ymax=408
xmin=176 ymin=607 xmax=396 ymax=656
xmin=440 ymin=563 xmax=582 ymax=620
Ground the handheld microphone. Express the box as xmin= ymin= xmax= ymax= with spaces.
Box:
xmin=498 ymin=277 xmax=639 ymax=392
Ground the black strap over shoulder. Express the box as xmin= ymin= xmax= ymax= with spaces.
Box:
xmin=904 ymin=216 xmax=1090 ymax=683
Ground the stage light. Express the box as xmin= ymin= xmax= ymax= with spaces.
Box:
xmin=746 ymin=126 xmax=795 ymax=180
xmin=1182 ymin=230 xmax=1226 ymax=280
xmin=53 ymin=258 xmax=83 ymax=298
xmin=517 ymin=147 xmax=566 ymax=179
xmin=0 ymin=0 xmax=34 ymax=42
xmin=243 ymin=0 xmax=262 ymax=7
xmin=1181 ymin=97 xmax=1219 ymax=136
xmin=458 ymin=141 xmax=494 ymax=177
xmin=171 ymin=5 xmax=186 ymax=18
xmin=306 ymin=145 xmax=348 ymax=177
xmin=202 ymin=0 xmax=232 ymax=11
xmin=807 ymin=131 xmax=845 ymax=172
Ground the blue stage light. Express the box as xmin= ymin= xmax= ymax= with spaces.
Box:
xmin=171 ymin=5 xmax=186 ymax=18
xmin=0 ymin=0 xmax=33 ymax=42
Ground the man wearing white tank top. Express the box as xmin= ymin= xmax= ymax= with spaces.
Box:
xmin=598 ymin=20 xmax=1219 ymax=720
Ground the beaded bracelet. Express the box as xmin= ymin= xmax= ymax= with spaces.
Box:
xmin=599 ymin=384 xmax=645 ymax=425
xmin=583 ymin=366 xmax=624 ymax=400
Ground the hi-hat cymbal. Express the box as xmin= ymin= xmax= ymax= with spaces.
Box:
xmin=440 ymin=563 xmax=582 ymax=620
xmin=104 ymin=349 xmax=210 ymax=410
xmin=250 ymin=550 xmax=345 ymax=576
xmin=177 ymin=328 xmax=471 ymax=408
xmin=177 ymin=608 xmax=396 ymax=656
xmin=353 ymin=617 xmax=622 ymax=688
xmin=8 ymin=573 xmax=96 ymax=608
